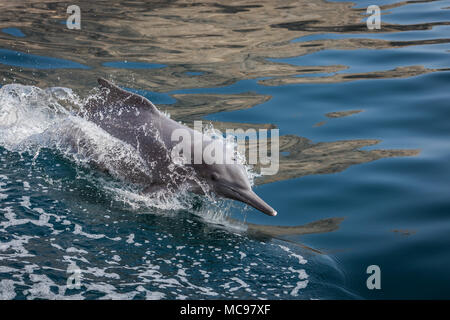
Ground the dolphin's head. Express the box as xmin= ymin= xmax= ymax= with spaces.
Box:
xmin=195 ymin=162 xmax=277 ymax=216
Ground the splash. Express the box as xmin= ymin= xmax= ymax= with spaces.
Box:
xmin=0 ymin=83 xmax=253 ymax=226
xmin=200 ymin=121 xmax=259 ymax=187
xmin=0 ymin=84 xmax=76 ymax=149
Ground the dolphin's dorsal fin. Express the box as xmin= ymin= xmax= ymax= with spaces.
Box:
xmin=94 ymin=78 xmax=159 ymax=113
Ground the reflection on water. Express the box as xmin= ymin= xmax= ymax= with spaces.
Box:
xmin=0 ymin=0 xmax=449 ymax=299
xmin=0 ymin=48 xmax=89 ymax=69
xmin=1 ymin=0 xmax=448 ymax=91
xmin=258 ymin=134 xmax=419 ymax=185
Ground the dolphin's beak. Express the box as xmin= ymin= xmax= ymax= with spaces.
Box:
xmin=239 ymin=189 xmax=277 ymax=216
xmin=221 ymin=186 xmax=277 ymax=216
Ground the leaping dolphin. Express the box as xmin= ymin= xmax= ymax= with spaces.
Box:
xmin=81 ymin=78 xmax=277 ymax=216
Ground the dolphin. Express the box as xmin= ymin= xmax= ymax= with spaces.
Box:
xmin=81 ymin=78 xmax=277 ymax=216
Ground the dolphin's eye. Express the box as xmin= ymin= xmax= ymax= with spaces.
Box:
xmin=210 ymin=173 xmax=219 ymax=181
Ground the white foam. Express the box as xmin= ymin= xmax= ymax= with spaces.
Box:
xmin=126 ymin=233 xmax=135 ymax=244
xmin=0 ymin=280 xmax=16 ymax=299
xmin=278 ymin=245 xmax=308 ymax=264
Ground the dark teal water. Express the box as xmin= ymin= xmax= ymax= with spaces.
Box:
xmin=0 ymin=0 xmax=450 ymax=299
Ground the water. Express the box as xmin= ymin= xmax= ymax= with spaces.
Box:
xmin=0 ymin=0 xmax=449 ymax=299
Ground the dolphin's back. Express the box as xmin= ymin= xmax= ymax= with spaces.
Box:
xmin=84 ymin=78 xmax=185 ymax=144
xmin=89 ymin=78 xmax=159 ymax=114
xmin=81 ymin=78 xmax=195 ymax=185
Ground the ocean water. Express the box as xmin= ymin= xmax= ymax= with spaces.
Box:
xmin=0 ymin=0 xmax=449 ymax=299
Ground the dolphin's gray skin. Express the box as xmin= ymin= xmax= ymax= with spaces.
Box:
xmin=82 ymin=78 xmax=277 ymax=216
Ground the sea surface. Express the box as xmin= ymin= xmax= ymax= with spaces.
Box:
xmin=0 ymin=0 xmax=449 ymax=299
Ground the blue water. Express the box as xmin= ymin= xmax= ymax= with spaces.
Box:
xmin=1 ymin=28 xmax=26 ymax=38
xmin=0 ymin=0 xmax=450 ymax=300
xmin=185 ymin=72 xmax=204 ymax=76
xmin=102 ymin=61 xmax=166 ymax=69
xmin=0 ymin=49 xmax=89 ymax=69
